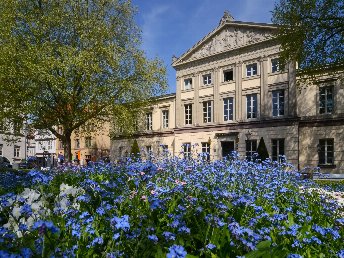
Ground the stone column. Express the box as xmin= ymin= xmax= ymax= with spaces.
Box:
xmin=235 ymin=62 xmax=243 ymax=121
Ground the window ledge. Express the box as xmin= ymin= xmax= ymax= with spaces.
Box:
xmin=318 ymin=164 xmax=336 ymax=169
xmin=201 ymin=84 xmax=213 ymax=88
xmin=221 ymin=80 xmax=235 ymax=85
xmin=242 ymin=75 xmax=260 ymax=81
xmin=181 ymin=89 xmax=194 ymax=93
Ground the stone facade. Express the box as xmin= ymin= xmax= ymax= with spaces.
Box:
xmin=111 ymin=13 xmax=344 ymax=174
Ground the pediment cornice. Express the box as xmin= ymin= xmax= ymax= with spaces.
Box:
xmin=172 ymin=21 xmax=277 ymax=68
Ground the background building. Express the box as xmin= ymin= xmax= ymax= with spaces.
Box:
xmin=111 ymin=12 xmax=344 ymax=174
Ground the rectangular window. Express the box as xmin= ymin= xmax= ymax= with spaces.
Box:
xmin=203 ymin=101 xmax=212 ymax=123
xmin=271 ymin=58 xmax=280 ymax=73
xmin=0 ymin=144 xmax=3 ymax=156
xmin=85 ymin=137 xmax=92 ymax=148
xmin=47 ymin=140 xmax=52 ymax=150
xmin=75 ymin=139 xmax=80 ymax=149
xmin=272 ymin=139 xmax=285 ymax=161
xmin=162 ymin=110 xmax=169 ymax=128
xmin=184 ymin=78 xmax=192 ymax=90
xmin=183 ymin=143 xmax=191 ymax=159
xmin=223 ymin=97 xmax=234 ymax=121
xmin=146 ymin=145 xmax=152 ymax=153
xmin=201 ymin=142 xmax=210 ymax=161
xmin=319 ymin=86 xmax=333 ymax=114
xmin=246 ymin=63 xmax=257 ymax=77
xmin=318 ymin=139 xmax=334 ymax=165
xmin=59 ymin=140 xmax=64 ymax=149
xmin=14 ymin=146 xmax=20 ymax=158
xmin=246 ymin=94 xmax=257 ymax=119
xmin=146 ymin=112 xmax=153 ymax=130
xmin=246 ymin=140 xmax=257 ymax=161
xmin=203 ymin=74 xmax=212 ymax=85
xmin=223 ymin=69 xmax=234 ymax=82
xmin=184 ymin=104 xmax=192 ymax=125
xmin=272 ymin=90 xmax=285 ymax=117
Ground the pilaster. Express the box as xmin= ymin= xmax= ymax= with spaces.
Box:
xmin=235 ymin=62 xmax=243 ymax=121
xmin=288 ymin=61 xmax=297 ymax=117
xmin=175 ymin=75 xmax=182 ymax=127
xmin=194 ymin=73 xmax=200 ymax=125
xmin=260 ymin=57 xmax=269 ymax=118
xmin=213 ymin=68 xmax=220 ymax=123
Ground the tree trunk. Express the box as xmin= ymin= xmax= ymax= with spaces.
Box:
xmin=63 ymin=132 xmax=72 ymax=162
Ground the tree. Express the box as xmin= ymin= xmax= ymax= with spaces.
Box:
xmin=130 ymin=139 xmax=140 ymax=158
xmin=272 ymin=0 xmax=344 ymax=75
xmin=0 ymin=0 xmax=166 ymax=161
xmin=257 ymin=137 xmax=269 ymax=161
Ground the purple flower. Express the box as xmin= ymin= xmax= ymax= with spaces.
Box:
xmin=33 ymin=220 xmax=59 ymax=234
xmin=148 ymin=234 xmax=158 ymax=243
xmin=111 ymin=215 xmax=130 ymax=232
xmin=162 ymin=231 xmax=176 ymax=241
xmin=167 ymin=245 xmax=187 ymax=258
xmin=206 ymin=243 xmax=216 ymax=250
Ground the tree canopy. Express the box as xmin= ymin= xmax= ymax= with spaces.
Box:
xmin=0 ymin=0 xmax=167 ymax=161
xmin=272 ymin=0 xmax=344 ymax=75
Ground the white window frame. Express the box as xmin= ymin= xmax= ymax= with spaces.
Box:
xmin=223 ymin=97 xmax=234 ymax=121
xmin=319 ymin=86 xmax=334 ymax=114
xmin=0 ymin=144 xmax=3 ymax=156
xmin=162 ymin=110 xmax=169 ymax=129
xmin=184 ymin=78 xmax=192 ymax=90
xmin=318 ymin=139 xmax=334 ymax=165
xmin=272 ymin=139 xmax=285 ymax=161
xmin=47 ymin=140 xmax=52 ymax=150
xmin=201 ymin=142 xmax=210 ymax=161
xmin=184 ymin=104 xmax=192 ymax=125
xmin=246 ymin=94 xmax=258 ymax=119
xmin=203 ymin=74 xmax=212 ymax=85
xmin=14 ymin=146 xmax=20 ymax=158
xmin=246 ymin=140 xmax=257 ymax=161
xmin=146 ymin=112 xmax=153 ymax=131
xmin=183 ymin=143 xmax=191 ymax=158
xmin=272 ymin=90 xmax=285 ymax=117
xmin=271 ymin=58 xmax=280 ymax=73
xmin=246 ymin=63 xmax=258 ymax=77
xmin=203 ymin=101 xmax=212 ymax=123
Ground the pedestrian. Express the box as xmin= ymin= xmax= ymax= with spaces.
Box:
xmin=58 ymin=152 xmax=64 ymax=165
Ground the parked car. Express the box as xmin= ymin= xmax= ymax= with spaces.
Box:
xmin=0 ymin=156 xmax=12 ymax=168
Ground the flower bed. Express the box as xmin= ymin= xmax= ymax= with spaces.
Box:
xmin=0 ymin=155 xmax=343 ymax=257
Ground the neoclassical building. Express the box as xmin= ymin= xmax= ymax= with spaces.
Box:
xmin=111 ymin=12 xmax=344 ymax=174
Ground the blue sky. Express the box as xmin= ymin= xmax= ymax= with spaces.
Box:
xmin=132 ymin=0 xmax=277 ymax=93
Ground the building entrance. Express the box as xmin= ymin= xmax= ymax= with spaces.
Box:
xmin=221 ymin=141 xmax=235 ymax=158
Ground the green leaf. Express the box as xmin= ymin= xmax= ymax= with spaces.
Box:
xmin=256 ymin=240 xmax=271 ymax=250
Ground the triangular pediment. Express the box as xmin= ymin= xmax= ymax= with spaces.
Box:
xmin=173 ymin=22 xmax=277 ymax=66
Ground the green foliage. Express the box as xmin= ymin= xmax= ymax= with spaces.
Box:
xmin=272 ymin=0 xmax=344 ymax=75
xmin=0 ymin=0 xmax=167 ymax=160
xmin=257 ymin=137 xmax=269 ymax=161
xmin=130 ymin=139 xmax=140 ymax=157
